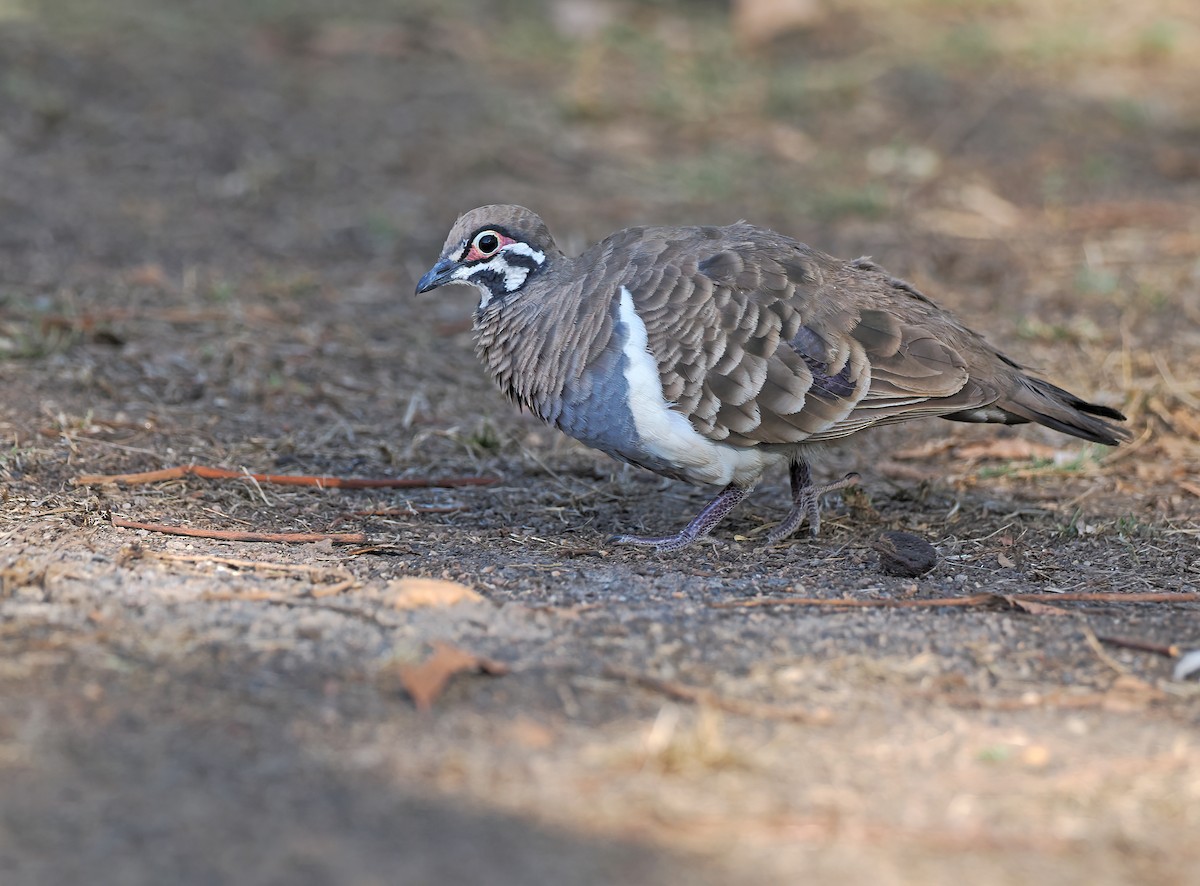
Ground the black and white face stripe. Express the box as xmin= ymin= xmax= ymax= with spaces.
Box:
xmin=453 ymin=240 xmax=546 ymax=310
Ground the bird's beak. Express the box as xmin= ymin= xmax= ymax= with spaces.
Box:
xmin=415 ymin=256 xmax=458 ymax=294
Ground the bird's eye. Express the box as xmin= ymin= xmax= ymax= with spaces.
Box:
xmin=473 ymin=231 xmax=501 ymax=256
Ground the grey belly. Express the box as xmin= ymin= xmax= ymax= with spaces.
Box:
xmin=550 ymin=297 xmax=696 ymax=482
xmin=556 ymin=350 xmax=643 ymax=465
xmin=553 ymin=332 xmax=694 ymax=479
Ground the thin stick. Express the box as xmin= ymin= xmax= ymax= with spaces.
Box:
xmin=1096 ymin=634 xmax=1181 ymax=659
xmin=201 ymin=589 xmax=282 ymax=603
xmin=1082 ymin=625 xmax=1133 ymax=676
xmin=328 ymin=504 xmax=465 ymax=531
xmin=931 ymin=691 xmax=1123 ymax=711
xmin=350 ymin=504 xmax=465 ymax=518
xmin=712 ymin=590 xmax=1200 ymax=610
xmin=1020 ymin=591 xmax=1199 ymax=603
xmin=310 ymin=579 xmax=358 ymax=598
xmin=712 ymin=593 xmax=999 ymax=610
xmin=110 ymin=516 xmax=367 ymax=544
xmin=125 ymin=548 xmax=350 ymax=576
xmin=122 ymin=547 xmax=358 ymax=594
xmin=352 ymin=505 xmax=466 ymax=516
xmin=199 ymin=591 xmax=384 ymax=624
xmin=1151 ymin=351 xmax=1200 ymax=410
xmin=605 ymin=667 xmax=832 ymax=724
xmin=74 ymin=464 xmax=498 ymax=489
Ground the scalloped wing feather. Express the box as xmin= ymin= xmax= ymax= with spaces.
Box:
xmin=621 ymin=224 xmax=991 ymax=446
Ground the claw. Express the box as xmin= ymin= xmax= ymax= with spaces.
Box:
xmin=609 ymin=464 xmax=858 ymax=552
xmin=610 ymin=532 xmax=698 ymax=553
xmin=765 ymin=464 xmax=860 ymax=545
xmin=610 ymin=483 xmax=750 ymax=553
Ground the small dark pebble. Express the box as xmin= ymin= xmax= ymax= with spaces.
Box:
xmin=875 ymin=530 xmax=938 ymax=577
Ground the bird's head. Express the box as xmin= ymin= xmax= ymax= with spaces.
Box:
xmin=416 ymin=205 xmax=556 ymax=312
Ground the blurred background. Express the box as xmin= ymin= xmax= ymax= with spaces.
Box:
xmin=2 ymin=2 xmax=1199 ymax=884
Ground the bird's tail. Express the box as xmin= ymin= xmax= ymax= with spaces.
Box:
xmin=992 ymin=376 xmax=1130 ymax=445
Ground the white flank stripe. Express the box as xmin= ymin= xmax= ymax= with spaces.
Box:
xmin=616 ymin=287 xmax=775 ymax=486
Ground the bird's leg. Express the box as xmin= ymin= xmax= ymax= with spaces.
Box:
xmin=765 ymin=461 xmax=861 ymax=544
xmin=612 ymin=483 xmax=750 ymax=553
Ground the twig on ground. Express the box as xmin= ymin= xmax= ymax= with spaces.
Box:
xmin=1083 ymin=625 xmax=1135 ymax=676
xmin=1151 ymin=351 xmax=1200 ymax=411
xmin=352 ymin=505 xmax=466 ymax=515
xmin=931 ymin=690 xmax=1136 ymax=711
xmin=1096 ymin=635 xmax=1181 ymax=659
xmin=74 ymin=464 xmax=498 ymax=489
xmin=711 ymin=590 xmax=1200 ymax=611
xmin=121 ymin=546 xmax=350 ymax=576
xmin=1099 ymin=425 xmax=1155 ymax=466
xmin=328 ymin=504 xmax=465 ymax=530
xmin=605 ymin=666 xmax=833 ymax=724
xmin=200 ymin=590 xmax=385 ymax=624
xmin=110 ymin=516 xmax=367 ymax=544
xmin=201 ymin=589 xmax=281 ymax=603
xmin=118 ymin=545 xmax=360 ymax=595
xmin=713 ymin=593 xmax=996 ymax=611
xmin=310 ymin=579 xmax=358 ymax=597
xmin=1032 ymin=591 xmax=1200 ymax=604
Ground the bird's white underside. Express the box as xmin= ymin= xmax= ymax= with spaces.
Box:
xmin=617 ymin=286 xmax=785 ymax=486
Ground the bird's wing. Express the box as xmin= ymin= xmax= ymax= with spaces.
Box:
xmin=623 ymin=227 xmax=998 ymax=446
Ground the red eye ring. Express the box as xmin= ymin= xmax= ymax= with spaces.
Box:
xmin=464 ymin=229 xmax=513 ymax=262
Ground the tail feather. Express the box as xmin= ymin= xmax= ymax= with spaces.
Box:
xmin=990 ymin=377 xmax=1130 ymax=446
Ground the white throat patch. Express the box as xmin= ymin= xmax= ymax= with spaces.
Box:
xmin=454 ymin=242 xmax=546 ymax=311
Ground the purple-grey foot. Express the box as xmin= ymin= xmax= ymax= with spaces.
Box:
xmin=764 ymin=462 xmax=861 ymax=545
xmin=612 ymin=483 xmax=750 ymax=553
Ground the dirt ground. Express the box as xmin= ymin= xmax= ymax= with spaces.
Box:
xmin=2 ymin=1 xmax=1199 ymax=883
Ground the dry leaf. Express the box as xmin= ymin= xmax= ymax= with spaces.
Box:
xmin=385 ymin=577 xmax=484 ymax=610
xmin=956 ymin=439 xmax=1062 ymax=463
xmin=875 ymin=460 xmax=942 ymax=482
xmin=891 ymin=437 xmax=960 ymax=461
xmin=997 ymin=552 xmax=1016 ymax=568
xmin=396 ymin=642 xmax=509 ymax=712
